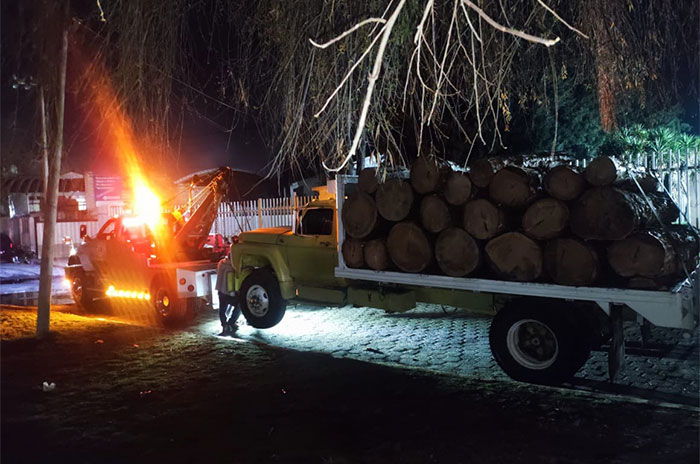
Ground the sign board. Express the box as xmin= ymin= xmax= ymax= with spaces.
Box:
xmin=94 ymin=176 xmax=122 ymax=202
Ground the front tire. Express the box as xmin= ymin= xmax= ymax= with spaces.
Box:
xmin=151 ymin=277 xmax=188 ymax=326
xmin=69 ymin=269 xmax=103 ymax=313
xmin=239 ymin=270 xmax=286 ymax=328
xmin=489 ymin=300 xmax=585 ymax=385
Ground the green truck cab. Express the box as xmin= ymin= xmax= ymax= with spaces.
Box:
xmin=217 ymin=198 xmax=348 ymax=328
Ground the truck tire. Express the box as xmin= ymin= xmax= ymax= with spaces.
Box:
xmin=151 ymin=277 xmax=188 ymax=326
xmin=239 ymin=270 xmax=286 ymax=329
xmin=69 ymin=269 xmax=104 ymax=313
xmin=489 ymin=300 xmax=584 ymax=385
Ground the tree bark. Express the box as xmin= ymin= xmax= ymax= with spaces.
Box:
xmin=341 ymin=192 xmax=377 ymax=239
xmin=419 ymin=194 xmax=451 ymax=234
xmin=485 ymin=232 xmax=543 ymax=281
xmin=37 ymin=8 xmax=68 ymax=338
xmin=544 ymin=238 xmax=599 ymax=286
xmin=364 ymin=238 xmax=389 ymax=271
xmin=387 ymin=222 xmax=432 ymax=273
xmin=522 ymin=198 xmax=569 ymax=240
xmin=342 ymin=237 xmax=365 ymax=268
xmin=358 ymin=167 xmax=378 ymax=194
xmin=435 ymin=227 xmax=480 ymax=277
xmin=543 ymin=165 xmax=584 ymax=201
xmin=443 ymin=171 xmax=472 ymax=205
xmin=376 ymin=179 xmax=414 ymax=222
xmin=462 ymin=199 xmax=505 ymax=240
xmin=410 ymin=156 xmax=442 ymax=194
xmin=488 ymin=166 xmax=539 ymax=207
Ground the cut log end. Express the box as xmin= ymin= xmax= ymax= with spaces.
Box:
xmin=544 ymin=238 xmax=598 ymax=286
xmin=364 ymin=239 xmax=389 ymax=271
xmin=443 ymin=172 xmax=472 ymax=205
xmin=522 ymin=198 xmax=569 ymax=240
xmin=420 ymin=195 xmax=451 ymax=234
xmin=341 ymin=192 xmax=377 ymax=239
xmin=376 ymin=179 xmax=414 ymax=222
xmin=469 ymin=158 xmax=502 ymax=188
xmin=342 ymin=238 xmax=365 ymax=268
xmin=488 ymin=166 xmax=538 ymax=207
xmin=410 ymin=156 xmax=441 ymax=194
xmin=435 ymin=228 xmax=479 ymax=277
xmin=485 ymin=232 xmax=543 ymax=281
xmin=387 ymin=222 xmax=432 ymax=273
xmin=463 ymin=199 xmax=505 ymax=240
xmin=358 ymin=168 xmax=379 ymax=194
xmin=585 ymin=156 xmax=617 ymax=186
xmin=543 ymin=165 xmax=584 ymax=201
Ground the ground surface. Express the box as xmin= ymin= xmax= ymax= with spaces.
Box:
xmin=2 ymin=304 xmax=698 ymax=464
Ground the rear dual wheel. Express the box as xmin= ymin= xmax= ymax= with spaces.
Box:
xmin=151 ymin=278 xmax=192 ymax=326
xmin=489 ymin=300 xmax=592 ymax=385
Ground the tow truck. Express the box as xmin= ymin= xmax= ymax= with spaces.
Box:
xmin=65 ymin=167 xmax=231 ymax=324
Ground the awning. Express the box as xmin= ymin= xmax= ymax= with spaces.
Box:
xmin=3 ymin=177 xmax=85 ymax=194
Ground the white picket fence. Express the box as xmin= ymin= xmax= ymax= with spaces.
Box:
xmin=210 ymin=196 xmax=315 ymax=237
xmin=575 ymin=149 xmax=699 ymax=228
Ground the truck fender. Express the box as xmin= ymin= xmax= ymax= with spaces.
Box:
xmin=232 ymin=249 xmax=295 ymax=300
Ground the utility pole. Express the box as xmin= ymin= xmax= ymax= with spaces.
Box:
xmin=36 ymin=1 xmax=69 ymax=338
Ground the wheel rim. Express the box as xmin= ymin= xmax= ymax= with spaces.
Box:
xmin=246 ymin=285 xmax=269 ymax=317
xmin=155 ymin=288 xmax=172 ymax=317
xmin=506 ymin=319 xmax=559 ymax=370
xmin=72 ymin=277 xmax=84 ymax=302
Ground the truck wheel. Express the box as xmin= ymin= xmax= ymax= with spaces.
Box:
xmin=151 ymin=278 xmax=187 ymax=326
xmin=489 ymin=300 xmax=580 ymax=385
xmin=239 ymin=270 xmax=286 ymax=328
xmin=69 ymin=269 xmax=103 ymax=313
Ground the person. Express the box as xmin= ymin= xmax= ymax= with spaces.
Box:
xmin=218 ymin=292 xmax=241 ymax=336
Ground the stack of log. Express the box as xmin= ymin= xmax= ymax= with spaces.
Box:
xmin=341 ymin=155 xmax=699 ymax=289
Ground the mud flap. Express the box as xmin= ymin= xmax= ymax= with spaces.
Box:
xmin=608 ymin=304 xmax=625 ymax=383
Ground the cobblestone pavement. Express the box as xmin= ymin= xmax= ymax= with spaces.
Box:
xmin=198 ymin=303 xmax=699 ymax=406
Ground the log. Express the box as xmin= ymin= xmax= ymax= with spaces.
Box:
xmin=570 ymin=187 xmax=679 ymax=240
xmin=376 ymin=179 xmax=414 ymax=222
xmin=607 ymin=226 xmax=699 ymax=278
xmin=358 ymin=168 xmax=379 ymax=194
xmin=435 ymin=227 xmax=480 ymax=277
xmin=469 ymin=158 xmax=504 ymax=188
xmin=544 ymin=238 xmax=599 ymax=286
xmin=543 ymin=165 xmax=584 ymax=201
xmin=522 ymin=198 xmax=569 ymax=240
xmin=488 ymin=166 xmax=539 ymax=207
xmin=443 ymin=171 xmax=472 ymax=206
xmin=387 ymin=222 xmax=432 ymax=273
xmin=463 ymin=199 xmax=505 ymax=240
xmin=342 ymin=238 xmax=365 ymax=268
xmin=364 ymin=238 xmax=390 ymax=271
xmin=420 ymin=195 xmax=451 ymax=234
xmin=485 ymin=232 xmax=543 ymax=281
xmin=341 ymin=192 xmax=377 ymax=239
xmin=584 ymin=156 xmax=617 ymax=186
xmin=410 ymin=156 xmax=442 ymax=194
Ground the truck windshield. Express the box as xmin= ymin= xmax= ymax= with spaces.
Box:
xmin=299 ymin=209 xmax=333 ymax=235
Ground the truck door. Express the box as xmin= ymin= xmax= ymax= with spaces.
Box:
xmin=284 ymin=208 xmax=338 ymax=286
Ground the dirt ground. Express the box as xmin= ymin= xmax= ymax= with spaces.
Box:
xmin=2 ymin=305 xmax=698 ymax=464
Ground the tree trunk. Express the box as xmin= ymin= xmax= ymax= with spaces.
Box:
xmin=37 ymin=10 xmax=68 ymax=338
xmin=469 ymin=158 xmax=504 ymax=188
xmin=387 ymin=222 xmax=432 ymax=273
xmin=376 ymin=179 xmax=414 ymax=222
xmin=435 ymin=227 xmax=480 ymax=277
xmin=341 ymin=192 xmax=377 ymax=239
xmin=584 ymin=156 xmax=617 ymax=186
xmin=419 ymin=194 xmax=451 ymax=234
xmin=544 ymin=238 xmax=599 ymax=286
xmin=442 ymin=171 xmax=472 ymax=205
xmin=488 ymin=166 xmax=539 ymax=207
xmin=342 ymin=237 xmax=365 ymax=268
xmin=364 ymin=238 xmax=389 ymax=271
xmin=39 ymin=87 xmax=50 ymax=199
xmin=570 ymin=187 xmax=678 ymax=240
xmin=410 ymin=156 xmax=442 ymax=194
xmin=358 ymin=167 xmax=378 ymax=194
xmin=543 ymin=165 xmax=584 ymax=201
xmin=522 ymin=198 xmax=569 ymax=240
xmin=485 ymin=232 xmax=543 ymax=281
xmin=462 ymin=199 xmax=505 ymax=240
xmin=607 ymin=226 xmax=699 ymax=278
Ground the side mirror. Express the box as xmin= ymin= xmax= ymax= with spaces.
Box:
xmin=79 ymin=224 xmax=87 ymax=239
